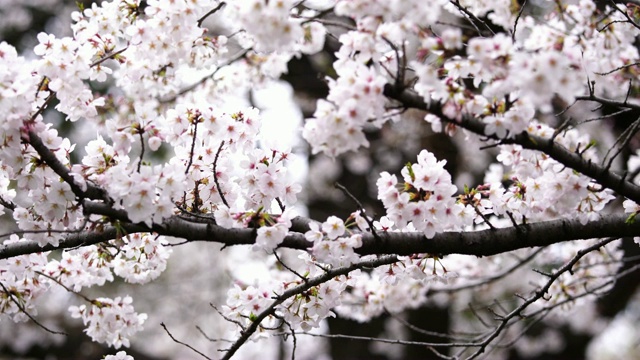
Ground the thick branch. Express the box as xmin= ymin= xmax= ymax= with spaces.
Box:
xmin=383 ymin=85 xmax=640 ymax=204
xmin=2 ymin=213 xmax=639 ymax=260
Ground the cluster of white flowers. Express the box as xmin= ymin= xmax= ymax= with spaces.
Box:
xmin=112 ymin=233 xmax=172 ymax=284
xmin=277 ymin=275 xmax=347 ymax=331
xmin=334 ymin=267 xmax=427 ymax=321
xmin=0 ymin=235 xmax=49 ymax=322
xmin=377 ymin=149 xmax=475 ymax=238
xmin=72 ymin=0 xmax=227 ymax=100
xmin=335 ymin=0 xmax=446 ymax=27
xmin=34 ymin=32 xmax=106 ymax=121
xmin=223 ymin=269 xmax=351 ymax=338
xmin=0 ymin=41 xmax=41 ymax=143
xmin=251 ymin=209 xmax=297 ymax=252
xmin=69 ymin=295 xmax=147 ymax=348
xmin=43 ymin=245 xmax=114 ymax=292
xmin=302 ymin=58 xmax=388 ymax=156
xmin=105 ymin=351 xmax=134 ymax=360
xmin=228 ymin=0 xmax=302 ymax=52
xmin=490 ymin=123 xmax=615 ymax=224
xmin=305 ymin=215 xmax=363 ymax=267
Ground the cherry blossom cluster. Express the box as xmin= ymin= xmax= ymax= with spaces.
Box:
xmin=305 ymin=215 xmax=363 ymax=267
xmin=0 ymin=235 xmax=49 ymax=323
xmin=43 ymin=245 xmax=114 ymax=292
xmin=277 ymin=275 xmax=347 ymax=331
xmin=377 ymin=149 xmax=475 ymax=238
xmin=72 ymin=0 xmax=228 ymax=100
xmin=69 ymin=134 xmax=187 ymax=226
xmin=335 ymin=0 xmax=446 ymax=26
xmin=0 ymin=41 xmax=41 ymax=154
xmin=34 ymin=32 xmax=106 ymax=122
xmin=0 ymin=44 xmax=78 ymax=244
xmin=334 ymin=265 xmax=427 ymax=321
xmin=223 ymin=269 xmax=351 ymax=338
xmin=69 ymin=295 xmax=147 ymax=349
xmin=157 ymin=106 xmax=258 ymax=210
xmin=228 ymin=0 xmax=302 ymax=53
xmin=488 ymin=122 xmax=615 ymax=224
xmin=105 ymin=351 xmax=134 ymax=360
xmin=303 ymin=57 xmax=388 ymax=156
xmin=9 ymin=132 xmax=83 ymax=248
xmin=412 ymin=1 xmax=638 ymax=137
xmin=215 ymin=208 xmax=297 ymax=252
xmin=0 ymin=235 xmax=154 ymax=348
xmin=112 ymin=233 xmax=171 ymax=284
xmin=223 ymin=283 xmax=280 ymax=338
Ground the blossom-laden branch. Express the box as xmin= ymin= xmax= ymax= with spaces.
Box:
xmin=463 ymin=236 xmax=620 ymax=359
xmin=26 ymin=130 xmax=106 ymax=201
xmin=382 ymin=85 xmax=640 ymax=205
xmin=219 ymin=255 xmax=399 ymax=360
xmin=272 ymin=238 xmax=636 ymax=360
xmin=1 ymin=211 xmax=638 ymax=261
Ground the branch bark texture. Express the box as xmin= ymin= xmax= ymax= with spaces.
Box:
xmin=2 ymin=213 xmax=638 ymax=260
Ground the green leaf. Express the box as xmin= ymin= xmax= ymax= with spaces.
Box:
xmin=626 ymin=212 xmax=637 ymax=224
xmin=405 ymin=162 xmax=415 ymax=182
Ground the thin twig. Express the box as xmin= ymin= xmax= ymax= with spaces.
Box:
xmin=137 ymin=127 xmax=145 ymax=173
xmin=428 ymin=248 xmax=545 ymax=293
xmin=273 ymin=250 xmax=308 ymax=282
xmin=512 ymin=0 xmax=527 ymax=43
xmin=334 ymin=182 xmax=381 ymax=241
xmin=90 ymin=46 xmax=128 ymax=68
xmin=161 ymin=49 xmax=250 ymax=103
xmin=602 ymin=116 xmax=640 ymax=170
xmin=0 ymin=281 xmax=66 ymax=335
xmin=161 ymin=322 xmax=213 ymax=360
xmin=185 ymin=117 xmax=200 ymax=175
xmin=197 ymin=2 xmax=226 ymax=27
xmin=210 ymin=303 xmax=246 ymax=330
xmin=465 ymin=237 xmax=619 ymax=359
xmin=213 ymin=141 xmax=229 ymax=207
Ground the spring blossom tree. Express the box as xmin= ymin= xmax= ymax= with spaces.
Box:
xmin=1 ymin=0 xmax=640 ymax=359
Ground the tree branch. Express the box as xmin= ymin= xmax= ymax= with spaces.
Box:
xmin=2 ymin=212 xmax=639 ymax=261
xmin=27 ymin=130 xmax=106 ymax=201
xmin=220 ymin=255 xmax=399 ymax=360
xmin=382 ymin=85 xmax=640 ymax=204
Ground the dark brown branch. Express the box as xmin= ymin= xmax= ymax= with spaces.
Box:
xmin=27 ymin=130 xmax=106 ymax=201
xmin=428 ymin=248 xmax=545 ymax=293
xmin=213 ymin=141 xmax=229 ymax=208
xmin=575 ymin=93 xmax=640 ymax=111
xmin=2 ymin=211 xmax=639 ymax=261
xmin=382 ymin=85 xmax=640 ymax=204
xmin=0 ymin=196 xmax=16 ymax=212
xmin=197 ymin=2 xmax=226 ymax=27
